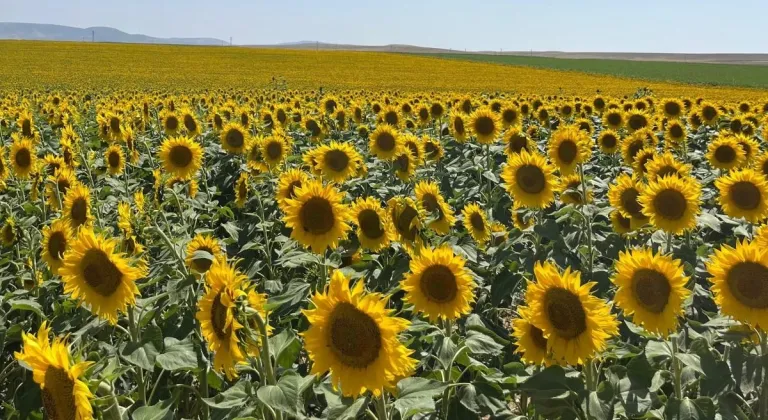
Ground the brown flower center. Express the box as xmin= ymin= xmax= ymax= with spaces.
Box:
xmin=632 ymin=269 xmax=671 ymax=313
xmin=327 ymin=302 xmax=382 ymax=368
xmin=300 ymin=197 xmax=335 ymax=235
xmin=419 ymin=265 xmax=458 ymax=303
xmin=545 ymin=288 xmax=587 ymax=339
xmin=81 ymin=249 xmax=122 ymax=297
xmin=726 ymin=262 xmax=768 ymax=309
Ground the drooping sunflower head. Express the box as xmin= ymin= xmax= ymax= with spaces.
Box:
xmin=754 ymin=153 xmax=768 ymax=179
xmin=159 ymin=136 xmax=203 ymax=180
xmin=632 ymin=146 xmax=657 ymax=176
xmin=46 ymin=167 xmax=78 ymax=210
xmin=180 ymin=109 xmax=201 ymax=137
xmin=401 ymin=245 xmax=476 ymax=321
xmin=501 ymin=151 xmax=557 ymax=209
xmin=621 ymin=130 xmax=656 ymax=166
xmin=219 ymin=123 xmax=249 ymax=154
xmin=548 ymin=125 xmax=592 ymax=175
xmin=415 ymin=180 xmax=455 ymax=235
xmin=1 ymin=217 xmax=16 ymax=247
xmin=612 ymin=248 xmax=690 ymax=336
xmin=10 ymin=136 xmax=37 ymax=179
xmin=41 ymin=218 xmax=73 ymax=274
xmin=610 ymin=210 xmax=634 ymax=234
xmin=707 ymin=135 xmax=747 ymax=170
xmin=597 ymin=130 xmax=620 ymax=154
xmin=469 ymin=107 xmax=501 ymax=144
xmin=235 ymin=171 xmax=249 ymax=208
xmin=63 ymin=185 xmax=93 ymax=230
xmin=422 ymin=136 xmax=444 ymax=161
xmin=393 ymin=147 xmax=416 ymax=182
xmin=387 ymin=196 xmax=424 ymax=252
xmin=305 ymin=117 xmax=325 ymax=141
xmin=608 ymin=173 xmax=647 ymax=222
xmin=716 ymin=168 xmax=768 ymax=223
xmin=639 ymin=174 xmax=701 ymax=235
xmin=402 ymin=134 xmax=425 ymax=163
xmin=17 ymin=109 xmax=35 ymax=138
xmin=60 ymin=228 xmax=148 ymax=323
xmin=350 ymin=197 xmax=392 ymax=251
xmin=283 ymin=180 xmax=351 ymax=254
xmin=13 ymin=322 xmax=94 ymax=420
xmin=461 ymin=202 xmax=490 ymax=244
xmin=707 ymin=240 xmax=768 ymax=328
xmin=185 ymin=233 xmax=226 ymax=275
xmin=524 ymin=262 xmax=618 ymax=365
xmin=369 ymin=124 xmax=401 ymax=161
xmin=302 ymin=270 xmax=416 ymax=397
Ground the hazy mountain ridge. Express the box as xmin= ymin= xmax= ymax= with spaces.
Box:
xmin=0 ymin=22 xmax=226 ymax=46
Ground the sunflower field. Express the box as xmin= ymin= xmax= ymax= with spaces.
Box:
xmin=2 ymin=79 xmax=768 ymax=420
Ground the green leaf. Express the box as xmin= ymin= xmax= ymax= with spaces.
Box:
xmin=393 ymin=377 xmax=448 ymax=419
xmin=269 ymin=329 xmax=301 ymax=369
xmin=465 ymin=330 xmax=504 ymax=356
xmin=9 ymin=299 xmax=43 ymax=317
xmin=327 ymin=396 xmax=366 ymax=420
xmin=677 ymin=353 xmax=705 ymax=376
xmin=133 ymin=399 xmax=174 ymax=420
xmin=121 ymin=326 xmax=162 ymax=371
xmin=203 ymin=380 xmax=250 ymax=409
xmin=155 ymin=337 xmax=198 ymax=371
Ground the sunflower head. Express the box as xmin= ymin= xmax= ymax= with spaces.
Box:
xmin=351 ymin=197 xmax=392 ymax=251
xmin=469 ymin=107 xmax=501 ymax=144
xmin=708 ymin=240 xmax=768 ymax=328
xmin=707 ymin=135 xmax=747 ymax=170
xmin=513 ymin=308 xmax=554 ymax=366
xmin=401 ymin=245 xmax=476 ymax=321
xmin=461 ymin=202 xmax=490 ymax=244
xmin=415 ymin=180 xmax=455 ymax=235
xmin=283 ymin=180 xmax=351 ymax=254
xmin=316 ymin=141 xmax=361 ymax=183
xmin=503 ymin=128 xmax=532 ymax=157
xmin=716 ymin=168 xmax=768 ymax=223
xmin=63 ymin=185 xmax=93 ymax=230
xmin=10 ymin=136 xmax=37 ymax=179
xmin=548 ymin=125 xmax=592 ymax=175
xmin=220 ymin=123 xmax=249 ymax=154
xmin=369 ymin=125 xmax=401 ymax=160
xmin=450 ymin=112 xmax=468 ymax=142
xmin=639 ymin=174 xmax=701 ymax=235
xmin=502 ymin=151 xmax=557 ymax=209
xmin=597 ymin=130 xmax=620 ymax=154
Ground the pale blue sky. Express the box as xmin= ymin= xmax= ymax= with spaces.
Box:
xmin=3 ymin=0 xmax=767 ymax=53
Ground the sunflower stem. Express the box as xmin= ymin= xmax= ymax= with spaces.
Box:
xmin=666 ymin=232 xmax=673 ymax=255
xmin=670 ymin=335 xmax=683 ymax=400
xmin=578 ymin=164 xmax=594 ymax=277
xmin=128 ymin=306 xmax=147 ymax=404
xmin=253 ymin=311 xmax=281 ymax=420
xmin=375 ymin=393 xmax=389 ymax=420
xmin=254 ymin=183 xmax=275 ymax=279
xmin=759 ymin=329 xmax=768 ymax=420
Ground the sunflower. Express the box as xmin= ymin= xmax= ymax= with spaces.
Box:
xmin=716 ymin=169 xmax=768 ymax=223
xmin=220 ymin=123 xmax=249 ymax=154
xmin=46 ymin=167 xmax=78 ymax=210
xmin=502 ymin=151 xmax=557 ymax=209
xmin=1 ymin=217 xmax=16 ymax=247
xmin=350 ymin=197 xmax=392 ymax=251
xmin=321 ymin=95 xmax=341 ymax=114
xmin=104 ymin=144 xmax=125 ymax=176
xmin=415 ymin=180 xmax=455 ymax=235
xmin=707 ymin=240 xmax=768 ymax=328
xmin=707 ymin=135 xmax=746 ymax=170
xmin=524 ymin=262 xmax=618 ymax=365
xmin=305 ymin=117 xmax=325 ymax=142
xmin=401 ymin=245 xmax=475 ymax=321
xmin=14 ymin=322 xmax=94 ymax=420
xmin=302 ymin=270 xmax=416 ymax=397
xmin=393 ymin=148 xmax=416 ymax=182
xmin=699 ymin=102 xmax=720 ymax=125
xmin=639 ymin=174 xmax=701 ymax=235
xmin=185 ymin=234 xmax=226 ymax=275
xmin=235 ymin=171 xmax=249 ymax=208
xmin=735 ymin=134 xmax=760 ymax=164
xmin=387 ymin=196 xmax=424 ymax=252
xmin=261 ymin=134 xmax=289 ymax=168
xmin=283 ymin=180 xmax=351 ymax=254
xmin=316 ymin=141 xmax=360 ymax=183
xmin=0 ymin=146 xmax=7 ymax=181
xmin=603 ymin=109 xmax=624 ymax=130
xmin=63 ymin=185 xmax=93 ymax=230
xmin=632 ymin=147 xmax=657 ymax=176
xmin=660 ymin=98 xmax=685 ymax=119
xmin=60 ymin=228 xmax=147 ymax=323
xmin=462 ymin=203 xmax=490 ymax=243
xmin=500 ymin=104 xmax=521 ymax=128
xmin=402 ymin=134 xmax=425 ymax=163
xmin=503 ymin=128 xmax=532 ymax=157
xmin=645 ymin=152 xmax=691 ymax=181
xmin=379 ymin=105 xmax=400 ymax=127
xmin=608 ymin=174 xmax=647 ymax=222
xmin=612 ymin=248 xmax=690 ymax=336
xmin=166 ymin=176 xmax=199 ymax=198
xmin=512 ymin=308 xmax=554 ymax=366
xmin=665 ymin=120 xmax=687 ymax=145
xmin=597 ymin=130 xmax=620 ymax=154
xmin=369 ymin=125 xmax=400 ymax=160
xmin=159 ymin=109 xmax=181 ymax=136
xmin=469 ymin=107 xmax=501 ymax=144
xmin=10 ymin=137 xmax=37 ymax=179
xmin=196 ymin=260 xmax=248 ymax=379
xmin=422 ymin=136 xmax=444 ymax=161
xmin=41 ymin=218 xmax=73 ymax=275
xmin=416 ymin=105 xmax=431 ymax=125
xmin=610 ymin=210 xmax=634 ymax=234
xmin=512 ymin=208 xmax=534 ymax=231
xmin=42 ymin=154 xmax=66 ymax=175
xmin=276 ymin=169 xmax=310 ymax=210
xmin=450 ymin=112 xmax=468 ymax=142
xmin=17 ymin=109 xmax=35 ymax=138
xmin=548 ymin=125 xmax=591 ymax=175
xmin=558 ymin=174 xmax=591 ymax=205
xmin=158 ymin=136 xmax=203 ymax=180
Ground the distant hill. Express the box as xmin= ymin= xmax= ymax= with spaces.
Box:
xmin=0 ymin=22 xmax=226 ymax=46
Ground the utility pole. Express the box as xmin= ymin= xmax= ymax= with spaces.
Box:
xmin=92 ymin=30 xmax=95 ymax=42
xmin=230 ymin=36 xmax=233 ymax=46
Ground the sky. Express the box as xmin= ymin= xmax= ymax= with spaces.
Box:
xmin=3 ymin=0 xmax=767 ymax=53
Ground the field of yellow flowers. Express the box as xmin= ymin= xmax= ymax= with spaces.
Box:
xmin=0 ymin=40 xmax=767 ymax=100
xmin=2 ymin=41 xmax=768 ymax=420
